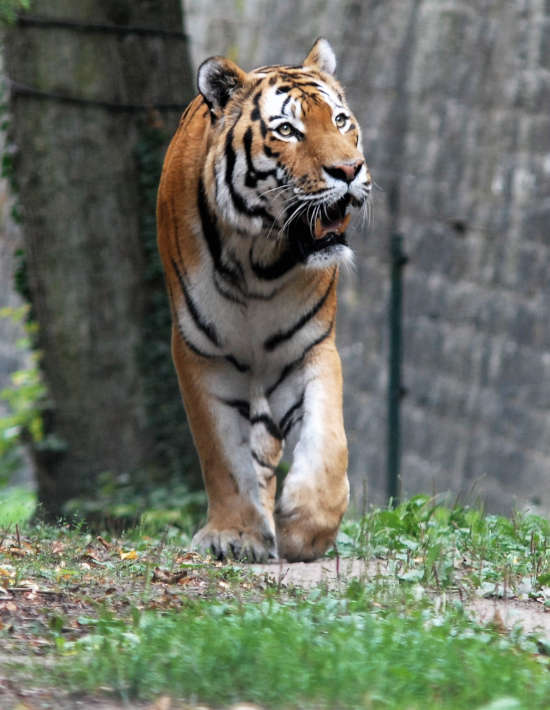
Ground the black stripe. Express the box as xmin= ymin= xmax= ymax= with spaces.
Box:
xmin=170 ymin=279 xmax=249 ymax=371
xmin=266 ymin=320 xmax=334 ymax=397
xmin=243 ymin=126 xmax=277 ymax=188
xmin=228 ymin=471 xmax=239 ymax=494
xmin=250 ymin=413 xmax=283 ymax=440
xmin=276 ymin=70 xmax=313 ymax=80
xmin=177 ymin=329 xmax=217 ymax=359
xmin=168 ymin=281 xmax=218 ymax=360
xmin=279 ymin=394 xmax=305 ymax=437
xmin=225 ymin=354 xmax=250 ymax=373
xmin=252 ymin=91 xmax=268 ymax=139
xmin=249 ymin=243 xmax=300 ymax=281
xmin=181 ymin=97 xmax=206 ymax=126
xmin=213 ymin=271 xmax=247 ymax=306
xmin=224 ymin=125 xmax=272 ymax=220
xmin=252 ymin=450 xmax=277 ymax=470
xmin=295 ymin=81 xmax=324 ymax=90
xmin=198 ymin=179 xmax=244 ymax=290
xmin=287 ymin=414 xmax=304 ymax=437
xmin=221 ymin=398 xmax=250 ymax=420
xmin=264 ymin=268 xmax=336 ymax=351
xmin=264 ymin=144 xmax=280 ymax=159
xmin=171 ymin=257 xmax=221 ymax=348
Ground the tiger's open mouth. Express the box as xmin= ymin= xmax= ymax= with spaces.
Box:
xmin=291 ymin=195 xmax=352 ymax=257
xmin=313 ymin=195 xmax=352 ymax=241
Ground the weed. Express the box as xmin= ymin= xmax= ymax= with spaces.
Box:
xmin=336 ymin=495 xmax=550 ymax=597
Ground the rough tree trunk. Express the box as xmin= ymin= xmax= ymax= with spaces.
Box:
xmin=2 ymin=0 xmax=197 ymax=517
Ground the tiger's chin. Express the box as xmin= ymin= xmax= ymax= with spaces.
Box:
xmin=305 ymin=242 xmax=355 ymax=270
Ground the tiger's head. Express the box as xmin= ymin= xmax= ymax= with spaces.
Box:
xmin=198 ymin=38 xmax=371 ymax=268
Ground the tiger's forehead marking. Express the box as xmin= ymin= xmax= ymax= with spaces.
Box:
xmin=256 ymin=72 xmax=347 ymax=125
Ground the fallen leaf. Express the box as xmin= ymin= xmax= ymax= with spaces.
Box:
xmin=120 ymin=549 xmax=138 ymax=561
xmin=52 ymin=541 xmax=66 ymax=555
xmin=0 ymin=567 xmax=15 ymax=587
xmin=7 ymin=547 xmax=29 ymax=558
xmin=96 ymin=535 xmax=111 ymax=550
xmin=152 ymin=567 xmax=189 ymax=584
xmin=81 ymin=550 xmax=105 ymax=566
xmin=176 ymin=551 xmax=202 ymax=563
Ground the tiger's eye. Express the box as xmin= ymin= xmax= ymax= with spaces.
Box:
xmin=335 ymin=113 xmax=348 ymax=128
xmin=277 ymin=122 xmax=294 ymax=137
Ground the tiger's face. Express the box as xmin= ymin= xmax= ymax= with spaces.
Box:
xmin=199 ymin=39 xmax=371 ymax=268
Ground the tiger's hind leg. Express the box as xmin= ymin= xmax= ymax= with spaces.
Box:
xmin=275 ymin=343 xmax=349 ymax=562
xmin=172 ymin=330 xmax=280 ymax=561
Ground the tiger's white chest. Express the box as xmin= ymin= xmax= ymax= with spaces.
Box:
xmin=177 ymin=254 xmax=325 ymax=376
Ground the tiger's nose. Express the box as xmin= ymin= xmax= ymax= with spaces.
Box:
xmin=324 ymin=160 xmax=364 ymax=184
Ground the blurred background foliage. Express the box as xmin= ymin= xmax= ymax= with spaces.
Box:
xmin=0 ymin=0 xmax=29 ymax=25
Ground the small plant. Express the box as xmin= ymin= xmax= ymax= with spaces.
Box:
xmin=0 ymin=306 xmax=47 ymax=487
xmin=63 ymin=469 xmax=206 ymax=537
xmin=335 ymin=495 xmax=550 ymax=596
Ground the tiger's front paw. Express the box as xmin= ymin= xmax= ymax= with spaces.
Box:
xmin=276 ymin=507 xmax=338 ymax=562
xmin=275 ymin=481 xmax=348 ymax=562
xmin=191 ymin=523 xmax=278 ymax=562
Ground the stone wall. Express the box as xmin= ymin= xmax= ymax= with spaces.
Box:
xmin=183 ymin=0 xmax=550 ymax=514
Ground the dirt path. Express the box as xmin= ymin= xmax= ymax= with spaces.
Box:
xmin=247 ymin=558 xmax=550 ymax=639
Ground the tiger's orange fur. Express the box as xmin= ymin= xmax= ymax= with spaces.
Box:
xmin=157 ymin=39 xmax=371 ymax=561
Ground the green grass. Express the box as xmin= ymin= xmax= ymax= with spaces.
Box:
xmin=336 ymin=495 xmax=550 ymax=595
xmin=54 ymin=593 xmax=549 ymax=709
xmin=0 ymin=485 xmax=35 ymax=527
xmin=2 ymin=494 xmax=550 ymax=709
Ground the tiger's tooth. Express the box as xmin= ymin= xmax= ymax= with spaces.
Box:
xmin=341 ymin=212 xmax=351 ymax=232
xmin=314 ymin=217 xmax=324 ymax=239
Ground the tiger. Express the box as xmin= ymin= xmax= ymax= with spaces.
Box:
xmin=157 ymin=38 xmax=371 ymax=562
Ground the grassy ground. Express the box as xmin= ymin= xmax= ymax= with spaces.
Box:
xmin=1 ymin=490 xmax=549 ymax=709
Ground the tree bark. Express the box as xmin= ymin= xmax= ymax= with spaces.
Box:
xmin=2 ymin=0 xmax=198 ymax=517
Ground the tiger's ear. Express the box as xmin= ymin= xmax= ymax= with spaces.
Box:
xmin=198 ymin=56 xmax=247 ymax=118
xmin=303 ymin=38 xmax=336 ymax=75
